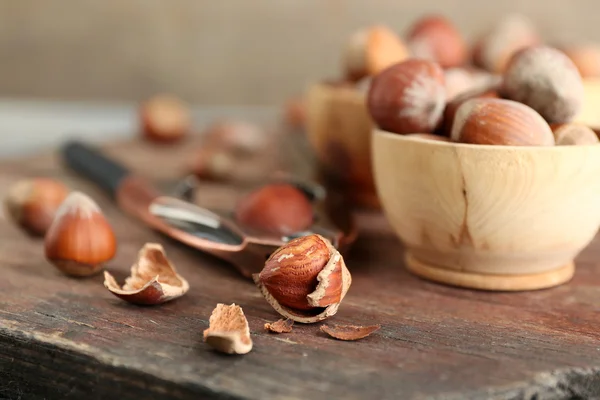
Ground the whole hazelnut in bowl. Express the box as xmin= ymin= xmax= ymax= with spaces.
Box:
xmin=371 ymin=106 xmax=600 ymax=291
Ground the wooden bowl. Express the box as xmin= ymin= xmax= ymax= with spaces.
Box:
xmin=305 ymin=82 xmax=379 ymax=208
xmin=574 ymin=78 xmax=600 ymax=132
xmin=372 ymin=129 xmax=600 ymax=291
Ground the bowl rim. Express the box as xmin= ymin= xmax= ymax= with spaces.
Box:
xmin=373 ymin=128 xmax=600 ymax=152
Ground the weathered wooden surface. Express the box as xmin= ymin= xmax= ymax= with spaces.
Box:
xmin=1 ymin=116 xmax=600 ymax=400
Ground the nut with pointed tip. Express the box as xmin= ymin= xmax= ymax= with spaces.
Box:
xmin=550 ymin=123 xmax=600 ymax=146
xmin=501 ymin=46 xmax=584 ymax=124
xmin=4 ymin=178 xmax=69 ymax=236
xmin=253 ymin=234 xmax=352 ymax=324
xmin=234 ymin=183 xmax=314 ymax=236
xmin=471 ymin=13 xmax=540 ymax=73
xmin=140 ymin=94 xmax=191 ymax=143
xmin=367 ymin=59 xmax=446 ymax=135
xmin=406 ymin=14 xmax=467 ymax=68
xmin=344 ymin=25 xmax=409 ymax=81
xmin=44 ymin=192 xmax=117 ymax=277
xmin=203 ymin=303 xmax=253 ymax=355
xmin=451 ymin=98 xmax=555 ymax=146
xmin=103 ymin=243 xmax=189 ymax=305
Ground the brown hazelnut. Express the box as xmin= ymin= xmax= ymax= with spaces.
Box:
xmin=203 ymin=120 xmax=267 ymax=155
xmin=234 ymin=183 xmax=314 ymax=236
xmin=253 ymin=234 xmax=352 ymax=323
xmin=472 ymin=14 xmax=540 ymax=73
xmin=103 ymin=243 xmax=189 ymax=305
xmin=550 ymin=123 xmax=600 ymax=145
xmin=443 ymin=86 xmax=500 ymax=135
xmin=140 ymin=94 xmax=191 ymax=143
xmin=562 ymin=44 xmax=600 ymax=78
xmin=501 ymin=46 xmax=584 ymax=124
xmin=406 ymin=14 xmax=468 ymax=68
xmin=344 ymin=25 xmax=409 ymax=81
xmin=44 ymin=192 xmax=117 ymax=277
xmin=367 ymin=59 xmax=446 ymax=134
xmin=4 ymin=178 xmax=69 ymax=236
xmin=451 ymin=98 xmax=555 ymax=146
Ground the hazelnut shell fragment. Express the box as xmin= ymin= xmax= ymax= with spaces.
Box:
xmin=203 ymin=303 xmax=253 ymax=355
xmin=253 ymin=234 xmax=352 ymax=324
xmin=264 ymin=319 xmax=294 ymax=334
xmin=103 ymin=243 xmax=189 ymax=305
xmin=320 ymin=324 xmax=381 ymax=341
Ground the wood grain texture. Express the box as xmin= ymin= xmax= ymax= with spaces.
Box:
xmin=373 ymin=130 xmax=600 ymax=290
xmin=1 ymin=112 xmax=600 ymax=399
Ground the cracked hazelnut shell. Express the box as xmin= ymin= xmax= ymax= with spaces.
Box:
xmin=203 ymin=303 xmax=253 ymax=355
xmin=44 ymin=192 xmax=117 ymax=277
xmin=103 ymin=243 xmax=189 ymax=305
xmin=253 ymin=234 xmax=352 ymax=324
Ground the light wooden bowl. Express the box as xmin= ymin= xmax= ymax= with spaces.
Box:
xmin=372 ymin=129 xmax=600 ymax=291
xmin=305 ymin=82 xmax=379 ymax=208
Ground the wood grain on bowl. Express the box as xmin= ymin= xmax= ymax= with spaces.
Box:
xmin=372 ymin=129 xmax=600 ymax=290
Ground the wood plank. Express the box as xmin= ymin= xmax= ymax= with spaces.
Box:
xmin=0 ymin=114 xmax=600 ymax=400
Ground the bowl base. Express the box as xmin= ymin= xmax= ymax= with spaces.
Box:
xmin=405 ymin=253 xmax=575 ymax=291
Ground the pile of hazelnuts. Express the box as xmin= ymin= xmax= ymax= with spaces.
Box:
xmin=348 ymin=14 xmax=600 ymax=146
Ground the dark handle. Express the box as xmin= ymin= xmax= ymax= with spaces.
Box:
xmin=61 ymin=140 xmax=129 ymax=197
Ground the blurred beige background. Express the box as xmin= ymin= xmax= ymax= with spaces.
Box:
xmin=1 ymin=0 xmax=599 ymax=105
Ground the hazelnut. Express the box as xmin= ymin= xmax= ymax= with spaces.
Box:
xmin=443 ymin=86 xmax=500 ymax=135
xmin=203 ymin=120 xmax=267 ymax=155
xmin=234 ymin=183 xmax=314 ymax=236
xmin=103 ymin=243 xmax=189 ymax=305
xmin=550 ymin=123 xmax=600 ymax=146
xmin=501 ymin=46 xmax=584 ymax=124
xmin=44 ymin=191 xmax=117 ymax=277
xmin=140 ymin=94 xmax=191 ymax=142
xmin=344 ymin=25 xmax=409 ymax=81
xmin=472 ymin=14 xmax=540 ymax=73
xmin=451 ymin=98 xmax=555 ymax=146
xmin=562 ymin=44 xmax=600 ymax=78
xmin=253 ymin=234 xmax=352 ymax=323
xmin=406 ymin=14 xmax=468 ymax=68
xmin=188 ymin=148 xmax=236 ymax=182
xmin=443 ymin=67 xmax=501 ymax=101
xmin=367 ymin=59 xmax=446 ymax=134
xmin=4 ymin=178 xmax=69 ymax=236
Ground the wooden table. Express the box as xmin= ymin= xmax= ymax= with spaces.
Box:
xmin=0 ymin=107 xmax=599 ymax=400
